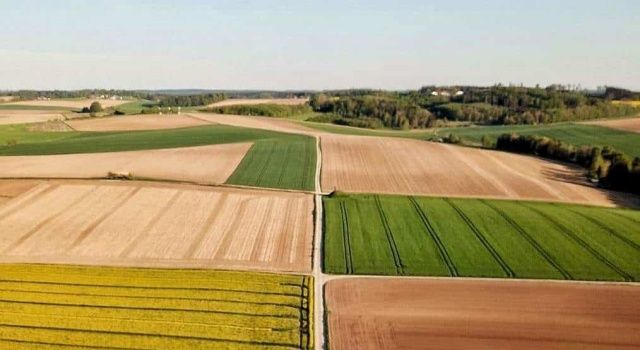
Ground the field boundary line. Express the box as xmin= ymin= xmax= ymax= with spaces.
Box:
xmin=374 ymin=195 xmax=404 ymax=275
xmin=339 ymin=202 xmax=354 ymax=274
xmin=480 ymin=200 xmax=573 ymax=280
xmin=445 ymin=199 xmax=515 ymax=278
xmin=564 ymin=206 xmax=640 ymax=251
xmin=408 ymin=197 xmax=458 ymax=277
xmin=70 ymin=187 xmax=142 ymax=249
xmin=521 ymin=203 xmax=634 ymax=282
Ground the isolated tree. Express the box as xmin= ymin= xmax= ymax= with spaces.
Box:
xmin=89 ymin=101 xmax=103 ymax=113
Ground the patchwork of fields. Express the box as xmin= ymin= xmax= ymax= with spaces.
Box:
xmin=68 ymin=114 xmax=210 ymax=131
xmin=0 ymin=264 xmax=313 ymax=350
xmin=325 ymin=278 xmax=640 ymax=350
xmin=324 ymin=194 xmax=640 ymax=281
xmin=0 ymin=181 xmax=314 ymax=272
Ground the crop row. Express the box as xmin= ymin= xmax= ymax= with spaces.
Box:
xmin=324 ymin=194 xmax=640 ymax=281
xmin=0 ymin=265 xmax=313 ymax=350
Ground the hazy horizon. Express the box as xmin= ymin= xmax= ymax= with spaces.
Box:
xmin=2 ymin=0 xmax=639 ymax=91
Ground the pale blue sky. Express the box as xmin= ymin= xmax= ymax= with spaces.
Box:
xmin=1 ymin=0 xmax=638 ymax=90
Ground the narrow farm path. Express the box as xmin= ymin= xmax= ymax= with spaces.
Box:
xmin=312 ymin=135 xmax=327 ymax=349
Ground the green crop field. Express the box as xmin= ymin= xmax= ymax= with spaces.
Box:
xmin=0 ymin=264 xmax=313 ymax=350
xmin=440 ymin=123 xmax=640 ymax=157
xmin=0 ymin=124 xmax=316 ymax=191
xmin=323 ymin=193 xmax=640 ymax=281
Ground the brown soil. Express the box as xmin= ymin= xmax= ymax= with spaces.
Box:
xmin=0 ymin=180 xmax=314 ymax=273
xmin=326 ymin=278 xmax=640 ymax=350
xmin=67 ymin=115 xmax=211 ymax=131
xmin=0 ymin=179 xmax=43 ymax=206
xmin=5 ymin=99 xmax=129 ymax=109
xmin=0 ymin=110 xmax=64 ymax=125
xmin=0 ymin=144 xmax=251 ymax=184
xmin=207 ymin=98 xmax=309 ymax=107
xmin=584 ymin=117 xmax=640 ymax=133
xmin=189 ymin=112 xmax=319 ymax=136
xmin=320 ymin=134 xmax=630 ymax=206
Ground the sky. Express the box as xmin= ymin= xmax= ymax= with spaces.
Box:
xmin=1 ymin=0 xmax=639 ymax=90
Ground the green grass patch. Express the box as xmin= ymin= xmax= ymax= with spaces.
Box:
xmin=114 ymin=99 xmax=157 ymax=114
xmin=0 ymin=264 xmax=313 ymax=350
xmin=0 ymin=124 xmax=316 ymax=191
xmin=323 ymin=193 xmax=640 ymax=281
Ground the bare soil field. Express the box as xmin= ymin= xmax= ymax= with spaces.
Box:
xmin=0 ymin=110 xmax=64 ymax=125
xmin=67 ymin=114 xmax=211 ymax=131
xmin=0 ymin=96 xmax=15 ymax=102
xmin=190 ymin=112 xmax=319 ymax=135
xmin=0 ymin=180 xmax=314 ymax=272
xmin=0 ymin=179 xmax=42 ymax=206
xmin=208 ymin=98 xmax=309 ymax=107
xmin=0 ymin=144 xmax=251 ymax=184
xmin=584 ymin=117 xmax=640 ymax=133
xmin=326 ymin=278 xmax=640 ymax=350
xmin=320 ymin=134 xmax=630 ymax=206
xmin=5 ymin=98 xmax=129 ymax=109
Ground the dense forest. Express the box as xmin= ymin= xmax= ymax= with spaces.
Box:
xmin=207 ymin=103 xmax=312 ymax=117
xmin=156 ymin=93 xmax=225 ymax=107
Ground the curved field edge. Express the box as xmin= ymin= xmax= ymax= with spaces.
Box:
xmin=323 ymin=193 xmax=640 ymax=281
xmin=0 ymin=124 xmax=317 ymax=191
xmin=0 ymin=264 xmax=313 ymax=350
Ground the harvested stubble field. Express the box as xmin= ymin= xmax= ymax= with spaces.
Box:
xmin=320 ymin=134 xmax=628 ymax=206
xmin=191 ymin=113 xmax=319 ymax=136
xmin=584 ymin=117 xmax=640 ymax=134
xmin=0 ymin=110 xmax=64 ymax=125
xmin=325 ymin=278 xmax=640 ymax=350
xmin=0 ymin=181 xmax=314 ymax=272
xmin=324 ymin=193 xmax=640 ymax=281
xmin=0 ymin=144 xmax=251 ymax=184
xmin=4 ymin=98 xmax=129 ymax=109
xmin=208 ymin=98 xmax=309 ymax=107
xmin=67 ymin=114 xmax=211 ymax=131
xmin=0 ymin=124 xmax=317 ymax=191
xmin=0 ymin=264 xmax=313 ymax=350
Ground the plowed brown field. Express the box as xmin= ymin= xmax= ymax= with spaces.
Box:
xmin=189 ymin=112 xmax=319 ymax=135
xmin=0 ymin=144 xmax=251 ymax=184
xmin=585 ymin=117 xmax=640 ymax=133
xmin=326 ymin=278 xmax=640 ymax=350
xmin=67 ymin=114 xmax=211 ymax=131
xmin=320 ymin=134 xmax=626 ymax=206
xmin=207 ymin=98 xmax=309 ymax=107
xmin=0 ymin=180 xmax=314 ymax=272
xmin=0 ymin=110 xmax=64 ymax=125
xmin=5 ymin=98 xmax=129 ymax=109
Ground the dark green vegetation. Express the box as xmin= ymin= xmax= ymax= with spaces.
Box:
xmin=206 ymin=103 xmax=313 ymax=119
xmin=324 ymin=193 xmax=640 ymax=281
xmin=157 ymin=93 xmax=226 ymax=107
xmin=114 ymin=100 xmax=157 ymax=114
xmin=309 ymin=85 xmax=640 ymax=129
xmin=0 ymin=264 xmax=313 ymax=350
xmin=442 ymin=123 xmax=640 ymax=157
xmin=0 ymin=124 xmax=316 ymax=191
xmin=227 ymin=136 xmax=316 ymax=191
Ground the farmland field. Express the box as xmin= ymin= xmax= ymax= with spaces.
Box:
xmin=320 ymin=134 xmax=629 ymax=206
xmin=3 ymin=98 xmax=130 ymax=109
xmin=0 ymin=110 xmax=64 ymax=125
xmin=323 ymin=193 xmax=640 ymax=281
xmin=68 ymin=114 xmax=210 ymax=131
xmin=0 ymin=181 xmax=314 ymax=272
xmin=584 ymin=117 xmax=640 ymax=134
xmin=0 ymin=264 xmax=313 ymax=350
xmin=325 ymin=278 xmax=640 ymax=350
xmin=0 ymin=124 xmax=317 ymax=191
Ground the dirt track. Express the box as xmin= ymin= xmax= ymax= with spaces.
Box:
xmin=0 ymin=180 xmax=313 ymax=272
xmin=326 ymin=278 xmax=640 ymax=350
xmin=4 ymin=98 xmax=129 ymax=109
xmin=67 ymin=114 xmax=211 ymax=131
xmin=0 ymin=144 xmax=251 ymax=184
xmin=207 ymin=98 xmax=309 ymax=107
xmin=585 ymin=117 xmax=640 ymax=133
xmin=320 ymin=134 xmax=630 ymax=206
xmin=0 ymin=110 xmax=64 ymax=125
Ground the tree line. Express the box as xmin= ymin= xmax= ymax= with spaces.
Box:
xmin=156 ymin=93 xmax=226 ymax=107
xmin=495 ymin=133 xmax=640 ymax=194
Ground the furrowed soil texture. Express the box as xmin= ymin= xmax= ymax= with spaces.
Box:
xmin=0 ymin=264 xmax=313 ymax=350
xmin=323 ymin=193 xmax=640 ymax=281
xmin=325 ymin=278 xmax=640 ymax=350
xmin=0 ymin=181 xmax=313 ymax=272
xmin=0 ymin=144 xmax=251 ymax=184
xmin=320 ymin=134 xmax=629 ymax=206
xmin=67 ymin=115 xmax=211 ymax=131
